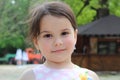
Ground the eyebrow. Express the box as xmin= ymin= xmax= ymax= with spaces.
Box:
xmin=62 ymin=28 xmax=71 ymax=31
xmin=40 ymin=28 xmax=71 ymax=34
xmin=40 ymin=31 xmax=50 ymax=34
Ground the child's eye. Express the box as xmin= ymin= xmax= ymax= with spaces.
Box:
xmin=43 ymin=34 xmax=52 ymax=38
xmin=61 ymin=32 xmax=69 ymax=36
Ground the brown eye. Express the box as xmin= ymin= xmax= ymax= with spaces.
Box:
xmin=43 ymin=34 xmax=52 ymax=38
xmin=61 ymin=32 xmax=69 ymax=36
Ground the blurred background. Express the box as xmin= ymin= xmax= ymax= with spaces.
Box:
xmin=0 ymin=0 xmax=120 ymax=80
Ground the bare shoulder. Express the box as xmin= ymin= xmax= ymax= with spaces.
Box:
xmin=18 ymin=68 xmax=35 ymax=80
xmin=84 ymin=68 xmax=100 ymax=80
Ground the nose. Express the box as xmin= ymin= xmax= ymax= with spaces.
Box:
xmin=54 ymin=38 xmax=63 ymax=47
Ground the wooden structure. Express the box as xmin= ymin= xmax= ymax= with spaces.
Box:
xmin=72 ymin=54 xmax=120 ymax=71
xmin=72 ymin=15 xmax=120 ymax=71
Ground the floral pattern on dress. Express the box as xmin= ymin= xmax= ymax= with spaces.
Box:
xmin=79 ymin=71 xmax=92 ymax=80
xmin=33 ymin=65 xmax=93 ymax=80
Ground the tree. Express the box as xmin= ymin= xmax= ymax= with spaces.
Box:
xmin=0 ymin=0 xmax=30 ymax=53
xmin=64 ymin=0 xmax=120 ymax=25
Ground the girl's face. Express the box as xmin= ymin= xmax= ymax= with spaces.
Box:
xmin=34 ymin=15 xmax=77 ymax=63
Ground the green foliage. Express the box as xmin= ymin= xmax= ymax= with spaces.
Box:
xmin=0 ymin=0 xmax=30 ymax=53
xmin=64 ymin=0 xmax=120 ymax=25
xmin=64 ymin=0 xmax=98 ymax=25
xmin=108 ymin=0 xmax=120 ymax=17
xmin=77 ymin=6 xmax=96 ymax=26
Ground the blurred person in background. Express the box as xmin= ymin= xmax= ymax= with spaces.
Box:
xmin=22 ymin=49 xmax=29 ymax=65
xmin=15 ymin=48 xmax=22 ymax=65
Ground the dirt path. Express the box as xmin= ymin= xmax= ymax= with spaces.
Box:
xmin=0 ymin=65 xmax=37 ymax=80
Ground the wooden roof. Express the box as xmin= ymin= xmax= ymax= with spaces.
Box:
xmin=78 ymin=15 xmax=120 ymax=36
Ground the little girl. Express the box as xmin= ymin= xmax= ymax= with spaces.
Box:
xmin=19 ymin=1 xmax=99 ymax=80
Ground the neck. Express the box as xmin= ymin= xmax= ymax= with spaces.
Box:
xmin=44 ymin=59 xmax=75 ymax=69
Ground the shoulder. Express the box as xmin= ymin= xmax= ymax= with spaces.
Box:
xmin=74 ymin=65 xmax=99 ymax=80
xmin=19 ymin=69 xmax=35 ymax=80
xmin=82 ymin=68 xmax=100 ymax=80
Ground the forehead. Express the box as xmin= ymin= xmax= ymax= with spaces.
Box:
xmin=40 ymin=15 xmax=73 ymax=31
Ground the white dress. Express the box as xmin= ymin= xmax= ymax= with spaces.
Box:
xmin=22 ymin=51 xmax=29 ymax=61
xmin=33 ymin=64 xmax=93 ymax=80
xmin=15 ymin=48 xmax=22 ymax=60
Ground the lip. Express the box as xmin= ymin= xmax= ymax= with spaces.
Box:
xmin=52 ymin=49 xmax=66 ymax=53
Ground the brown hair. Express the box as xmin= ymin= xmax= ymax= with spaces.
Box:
xmin=28 ymin=1 xmax=77 ymax=41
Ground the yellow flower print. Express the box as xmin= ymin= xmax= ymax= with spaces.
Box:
xmin=80 ymin=74 xmax=87 ymax=80
xmin=79 ymin=71 xmax=88 ymax=80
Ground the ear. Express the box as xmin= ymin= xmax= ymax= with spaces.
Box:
xmin=33 ymin=39 xmax=39 ymax=50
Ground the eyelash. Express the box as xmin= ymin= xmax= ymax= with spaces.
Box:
xmin=43 ymin=34 xmax=52 ymax=38
xmin=43 ymin=31 xmax=69 ymax=38
xmin=61 ymin=32 xmax=69 ymax=36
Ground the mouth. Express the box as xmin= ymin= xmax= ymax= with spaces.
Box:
xmin=52 ymin=49 xmax=66 ymax=53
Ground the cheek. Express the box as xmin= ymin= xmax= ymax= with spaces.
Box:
xmin=38 ymin=41 xmax=51 ymax=53
xmin=63 ymin=37 xmax=76 ymax=48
